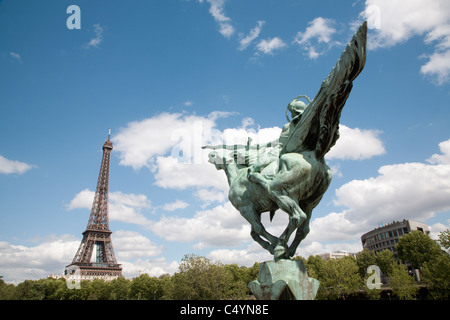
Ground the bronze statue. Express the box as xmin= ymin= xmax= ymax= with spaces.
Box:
xmin=204 ymin=22 xmax=367 ymax=263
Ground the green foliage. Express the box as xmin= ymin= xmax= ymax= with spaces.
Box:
xmin=0 ymin=276 xmax=18 ymax=300
xmin=396 ymin=230 xmax=442 ymax=269
xmin=129 ymin=273 xmax=162 ymax=300
xmin=1 ymin=242 xmax=448 ymax=300
xmin=108 ymin=276 xmax=131 ymax=300
xmin=421 ymin=250 xmax=450 ymax=299
xmin=375 ymin=249 xmax=396 ymax=275
xmin=356 ymin=249 xmax=376 ymax=278
xmin=313 ymin=256 xmax=362 ymax=300
xmin=388 ymin=263 xmax=418 ymax=300
xmin=305 ymin=254 xmax=325 ymax=279
xmin=437 ymin=229 xmax=450 ymax=251
xmin=362 ymin=272 xmax=382 ymax=300
xmin=167 ymin=254 xmax=237 ymax=300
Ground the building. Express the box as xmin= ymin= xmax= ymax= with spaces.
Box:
xmin=319 ymin=251 xmax=357 ymax=260
xmin=361 ymin=219 xmax=430 ymax=256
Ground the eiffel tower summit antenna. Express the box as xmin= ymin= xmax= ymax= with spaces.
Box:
xmin=65 ymin=130 xmax=122 ymax=281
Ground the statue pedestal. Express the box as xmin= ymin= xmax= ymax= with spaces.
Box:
xmin=248 ymin=259 xmax=319 ymax=300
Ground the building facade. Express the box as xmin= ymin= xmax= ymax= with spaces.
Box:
xmin=361 ymin=219 xmax=430 ymax=256
xmin=319 ymin=251 xmax=357 ymax=260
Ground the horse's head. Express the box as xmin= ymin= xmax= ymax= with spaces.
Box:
xmin=208 ymin=151 xmax=234 ymax=170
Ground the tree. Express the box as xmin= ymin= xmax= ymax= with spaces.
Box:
xmin=396 ymin=230 xmax=442 ymax=269
xmin=388 ymin=263 xmax=418 ymax=300
xmin=88 ymin=279 xmax=110 ymax=300
xmin=375 ymin=249 xmax=396 ymax=276
xmin=0 ymin=276 xmax=18 ymax=300
xmin=223 ymin=264 xmax=253 ymax=299
xmin=305 ymin=255 xmax=326 ymax=280
xmin=108 ymin=277 xmax=130 ymax=300
xmin=421 ymin=250 xmax=450 ymax=299
xmin=437 ymin=229 xmax=450 ymax=252
xmin=356 ymin=249 xmax=377 ymax=278
xmin=363 ymin=270 xmax=382 ymax=300
xmin=129 ymin=274 xmax=162 ymax=300
xmin=315 ymin=256 xmax=362 ymax=300
xmin=167 ymin=254 xmax=234 ymax=300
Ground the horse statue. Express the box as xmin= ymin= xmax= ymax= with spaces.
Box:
xmin=204 ymin=22 xmax=367 ymax=261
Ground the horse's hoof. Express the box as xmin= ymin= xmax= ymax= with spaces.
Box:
xmin=273 ymin=244 xmax=288 ymax=262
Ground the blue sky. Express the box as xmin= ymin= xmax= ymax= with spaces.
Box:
xmin=1 ymin=0 xmax=449 ymax=283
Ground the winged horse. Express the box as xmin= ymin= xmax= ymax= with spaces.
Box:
xmin=204 ymin=22 xmax=367 ymax=261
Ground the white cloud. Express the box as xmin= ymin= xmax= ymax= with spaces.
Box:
xmin=359 ymin=0 xmax=450 ymax=84
xmin=84 ymin=24 xmax=103 ymax=49
xmin=199 ymin=0 xmax=235 ymax=38
xmin=67 ymin=189 xmax=152 ymax=226
xmin=238 ymin=20 xmax=265 ymax=50
xmin=112 ymin=112 xmax=231 ymax=170
xmin=0 ymin=231 xmax=178 ymax=283
xmin=326 ymin=125 xmax=386 ymax=160
xmin=428 ymin=222 xmax=450 ymax=242
xmin=208 ymin=242 xmax=272 ymax=266
xmin=361 ymin=0 xmax=450 ymax=49
xmin=308 ymin=211 xmax=365 ymax=242
xmin=420 ymin=50 xmax=450 ymax=85
xmin=0 ymin=236 xmax=79 ymax=284
xmin=337 ymin=161 xmax=450 ymax=223
xmin=308 ymin=138 xmax=450 ymax=244
xmin=256 ymin=37 xmax=287 ymax=55
xmin=9 ymin=51 xmax=22 ymax=64
xmin=297 ymin=240 xmax=363 ymax=258
xmin=153 ymin=155 xmax=228 ymax=191
xmin=293 ymin=17 xmax=339 ymax=59
xmin=427 ymin=139 xmax=450 ymax=164
xmin=162 ymin=199 xmax=189 ymax=211
xmin=148 ymin=202 xmax=250 ymax=249
xmin=0 ymin=155 xmax=35 ymax=175
xmin=114 ymin=230 xmax=163 ymax=260
xmin=194 ymin=188 xmax=227 ymax=207
xmin=120 ymin=258 xmax=179 ymax=278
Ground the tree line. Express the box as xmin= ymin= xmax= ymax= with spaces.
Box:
xmin=1 ymin=230 xmax=448 ymax=300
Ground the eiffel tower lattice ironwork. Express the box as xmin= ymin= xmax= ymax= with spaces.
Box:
xmin=65 ymin=130 xmax=122 ymax=280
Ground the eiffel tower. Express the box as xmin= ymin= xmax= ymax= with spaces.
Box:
xmin=65 ymin=130 xmax=122 ymax=280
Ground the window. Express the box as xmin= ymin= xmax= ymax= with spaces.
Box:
xmin=403 ymin=227 xmax=409 ymax=234
xmin=389 ymin=231 xmax=393 ymax=238
xmin=398 ymin=228 xmax=403 ymax=236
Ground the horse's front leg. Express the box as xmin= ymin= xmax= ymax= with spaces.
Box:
xmin=288 ymin=215 xmax=311 ymax=257
xmin=239 ymin=205 xmax=278 ymax=251
xmin=251 ymin=228 xmax=275 ymax=255
xmin=270 ymin=191 xmax=306 ymax=260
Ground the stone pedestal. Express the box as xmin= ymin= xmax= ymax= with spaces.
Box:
xmin=248 ymin=259 xmax=319 ymax=300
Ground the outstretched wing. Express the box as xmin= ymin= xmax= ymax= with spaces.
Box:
xmin=281 ymin=21 xmax=367 ymax=158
